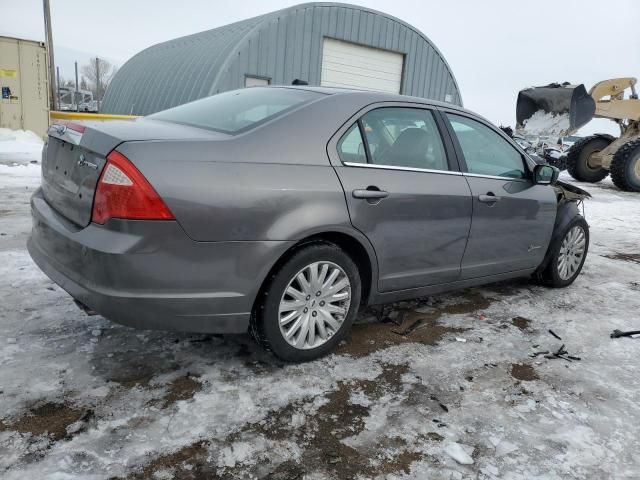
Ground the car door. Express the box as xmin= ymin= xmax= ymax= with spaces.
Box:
xmin=442 ymin=111 xmax=557 ymax=279
xmin=329 ymin=105 xmax=473 ymax=293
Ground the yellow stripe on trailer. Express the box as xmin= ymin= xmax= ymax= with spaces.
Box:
xmin=50 ymin=111 xmax=139 ymax=121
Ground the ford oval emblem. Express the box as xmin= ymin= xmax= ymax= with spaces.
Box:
xmin=51 ymin=124 xmax=67 ymax=135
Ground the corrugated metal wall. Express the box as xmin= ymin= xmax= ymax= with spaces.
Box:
xmin=101 ymin=2 xmax=461 ymax=115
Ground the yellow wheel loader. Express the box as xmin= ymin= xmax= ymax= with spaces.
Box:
xmin=516 ymin=78 xmax=640 ymax=192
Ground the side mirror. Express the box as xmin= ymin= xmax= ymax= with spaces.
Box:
xmin=533 ymin=164 xmax=559 ymax=185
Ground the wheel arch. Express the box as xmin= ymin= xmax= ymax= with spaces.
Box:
xmin=535 ymin=200 xmax=581 ymax=276
xmin=251 ymin=228 xmax=378 ymax=317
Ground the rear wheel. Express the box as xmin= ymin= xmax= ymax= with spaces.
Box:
xmin=251 ymin=242 xmax=361 ymax=362
xmin=610 ymin=138 xmax=640 ymax=192
xmin=566 ymin=135 xmax=613 ymax=183
xmin=537 ymin=216 xmax=589 ymax=288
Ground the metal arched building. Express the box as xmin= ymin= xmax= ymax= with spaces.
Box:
xmin=101 ymin=2 xmax=462 ymax=115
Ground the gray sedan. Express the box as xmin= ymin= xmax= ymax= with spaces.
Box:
xmin=28 ymin=87 xmax=589 ymax=361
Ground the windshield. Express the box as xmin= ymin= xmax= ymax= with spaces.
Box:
xmin=149 ymin=87 xmax=325 ymax=134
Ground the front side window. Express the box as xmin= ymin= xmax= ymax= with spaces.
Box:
xmin=360 ymin=108 xmax=449 ymax=171
xmin=446 ymin=114 xmax=526 ymax=179
xmin=150 ymin=87 xmax=323 ymax=134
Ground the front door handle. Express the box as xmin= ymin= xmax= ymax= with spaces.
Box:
xmin=353 ymin=188 xmax=389 ymax=199
xmin=478 ymin=193 xmax=501 ymax=204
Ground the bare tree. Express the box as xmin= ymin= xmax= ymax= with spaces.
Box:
xmin=81 ymin=57 xmax=118 ymax=101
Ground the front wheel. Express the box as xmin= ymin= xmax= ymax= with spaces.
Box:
xmin=251 ymin=242 xmax=361 ymax=362
xmin=537 ymin=216 xmax=589 ymax=288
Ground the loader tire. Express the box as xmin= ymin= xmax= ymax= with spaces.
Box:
xmin=566 ymin=135 xmax=613 ymax=183
xmin=610 ymin=138 xmax=640 ymax=192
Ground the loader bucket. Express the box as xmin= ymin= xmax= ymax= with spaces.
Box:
xmin=516 ymin=83 xmax=596 ymax=136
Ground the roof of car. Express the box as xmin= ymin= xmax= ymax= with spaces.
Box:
xmin=269 ymin=85 xmax=480 ymax=121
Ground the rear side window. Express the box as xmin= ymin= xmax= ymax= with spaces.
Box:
xmin=446 ymin=114 xmax=526 ymax=179
xmin=337 ymin=124 xmax=367 ymax=164
xmin=150 ymin=88 xmax=324 ymax=134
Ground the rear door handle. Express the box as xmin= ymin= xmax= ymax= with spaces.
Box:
xmin=478 ymin=193 xmax=501 ymax=204
xmin=352 ymin=189 xmax=389 ymax=199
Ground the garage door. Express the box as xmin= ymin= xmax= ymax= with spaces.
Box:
xmin=320 ymin=38 xmax=403 ymax=94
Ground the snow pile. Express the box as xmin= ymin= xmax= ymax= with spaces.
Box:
xmin=0 ymin=128 xmax=44 ymax=165
xmin=522 ymin=111 xmax=571 ymax=137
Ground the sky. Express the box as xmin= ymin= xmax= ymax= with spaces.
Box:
xmin=2 ymin=0 xmax=640 ymax=134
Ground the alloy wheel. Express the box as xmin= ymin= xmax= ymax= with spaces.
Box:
xmin=557 ymin=226 xmax=586 ymax=280
xmin=278 ymin=261 xmax=351 ymax=350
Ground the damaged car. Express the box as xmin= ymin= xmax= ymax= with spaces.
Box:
xmin=28 ymin=86 xmax=590 ymax=362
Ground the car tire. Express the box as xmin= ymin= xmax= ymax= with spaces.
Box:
xmin=251 ymin=242 xmax=361 ymax=362
xmin=610 ymin=138 xmax=640 ymax=192
xmin=566 ymin=135 xmax=613 ymax=183
xmin=537 ymin=216 xmax=589 ymax=288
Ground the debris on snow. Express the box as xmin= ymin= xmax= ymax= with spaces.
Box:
xmin=610 ymin=329 xmax=640 ymax=339
xmin=548 ymin=329 xmax=562 ymax=340
xmin=544 ymin=344 xmax=581 ymax=362
xmin=444 ymin=442 xmax=474 ymax=465
xmin=531 ymin=350 xmax=550 ymax=357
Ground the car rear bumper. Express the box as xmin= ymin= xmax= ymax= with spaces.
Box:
xmin=27 ymin=188 xmax=293 ymax=333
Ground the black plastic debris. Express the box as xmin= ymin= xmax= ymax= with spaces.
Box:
xmin=543 ymin=344 xmax=581 ymax=362
xmin=548 ymin=329 xmax=562 ymax=340
xmin=610 ymin=329 xmax=640 ymax=339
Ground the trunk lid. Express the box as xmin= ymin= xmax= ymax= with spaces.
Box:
xmin=40 ymin=118 xmax=222 ymax=227
xmin=41 ymin=124 xmax=106 ymax=227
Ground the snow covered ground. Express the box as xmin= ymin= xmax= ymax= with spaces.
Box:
xmin=0 ymin=128 xmax=44 ymax=166
xmin=1 ymin=143 xmax=640 ymax=479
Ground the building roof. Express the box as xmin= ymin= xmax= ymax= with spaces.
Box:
xmin=102 ymin=2 xmax=462 ymax=115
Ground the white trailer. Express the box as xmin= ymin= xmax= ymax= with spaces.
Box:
xmin=0 ymin=36 xmax=50 ymax=138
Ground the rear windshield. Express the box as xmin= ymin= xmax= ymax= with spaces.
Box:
xmin=149 ymin=87 xmax=324 ymax=134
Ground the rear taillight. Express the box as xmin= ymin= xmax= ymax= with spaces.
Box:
xmin=91 ymin=151 xmax=175 ymax=224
